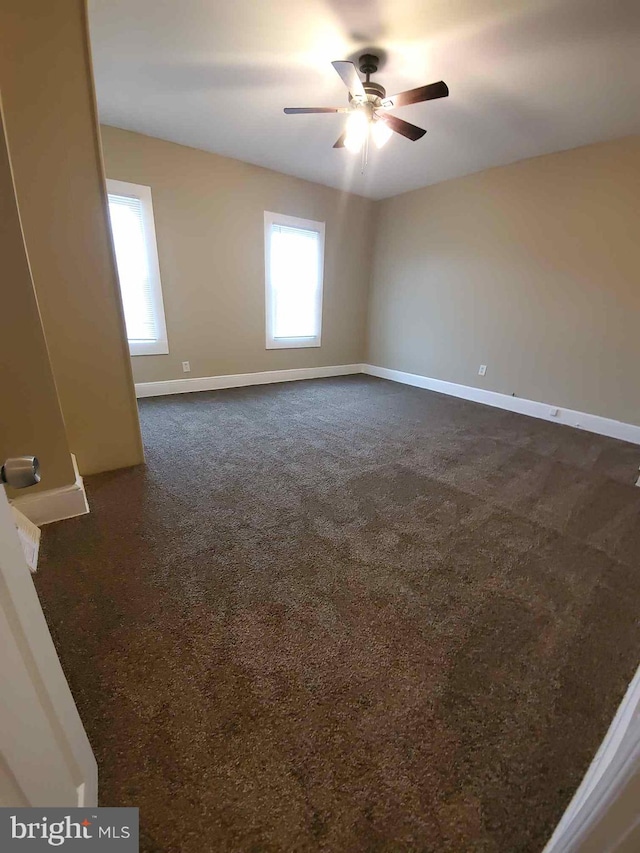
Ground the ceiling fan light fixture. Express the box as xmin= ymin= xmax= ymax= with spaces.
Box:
xmin=372 ymin=119 xmax=393 ymax=149
xmin=344 ymin=110 xmax=369 ymax=153
xmin=283 ymin=56 xmax=448 ymax=157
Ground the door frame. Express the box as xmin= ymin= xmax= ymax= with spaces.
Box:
xmin=544 ymin=663 xmax=640 ymax=851
xmin=0 ymin=486 xmax=97 ymax=806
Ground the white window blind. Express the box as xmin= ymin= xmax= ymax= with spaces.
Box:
xmin=264 ymin=212 xmax=325 ymax=349
xmin=106 ymin=179 xmax=168 ymax=356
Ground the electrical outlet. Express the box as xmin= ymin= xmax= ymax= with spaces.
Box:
xmin=478 ymin=364 xmax=487 ymax=377
xmin=182 ymin=361 xmax=191 ymax=373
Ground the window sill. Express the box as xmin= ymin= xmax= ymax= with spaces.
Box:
xmin=266 ymin=337 xmax=322 ymax=350
xmin=129 ymin=341 xmax=169 ymax=357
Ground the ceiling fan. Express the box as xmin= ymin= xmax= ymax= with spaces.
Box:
xmin=284 ymin=53 xmax=449 ymax=154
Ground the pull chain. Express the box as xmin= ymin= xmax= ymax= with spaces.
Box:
xmin=361 ymin=125 xmax=370 ymax=174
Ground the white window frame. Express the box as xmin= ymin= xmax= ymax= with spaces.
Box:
xmin=106 ymin=178 xmax=169 ymax=357
xmin=264 ymin=211 xmax=325 ymax=349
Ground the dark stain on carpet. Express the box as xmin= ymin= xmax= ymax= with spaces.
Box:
xmin=34 ymin=376 xmax=640 ymax=852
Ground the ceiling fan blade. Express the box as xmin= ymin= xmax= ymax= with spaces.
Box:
xmin=331 ymin=61 xmax=366 ymax=99
xmin=284 ymin=107 xmax=348 ymax=114
xmin=382 ymin=81 xmax=449 ymax=109
xmin=377 ymin=113 xmax=426 ymax=141
xmin=333 ymin=131 xmax=347 ymax=149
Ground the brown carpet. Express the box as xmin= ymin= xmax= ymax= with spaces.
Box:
xmin=35 ymin=376 xmax=640 ymax=852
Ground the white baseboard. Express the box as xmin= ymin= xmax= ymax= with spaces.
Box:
xmin=134 ymin=360 xmax=640 ymax=447
xmin=363 ymin=364 xmax=640 ymax=446
xmin=10 ymin=454 xmax=90 ymax=526
xmin=135 ymin=363 xmax=364 ymax=398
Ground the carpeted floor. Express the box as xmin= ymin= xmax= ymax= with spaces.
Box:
xmin=35 ymin=376 xmax=640 ymax=852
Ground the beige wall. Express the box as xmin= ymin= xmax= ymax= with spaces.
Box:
xmin=368 ymin=136 xmax=640 ymax=427
xmin=0 ymin=103 xmax=75 ymax=494
xmin=0 ymin=0 xmax=143 ymax=476
xmin=100 ymin=126 xmax=374 ymax=383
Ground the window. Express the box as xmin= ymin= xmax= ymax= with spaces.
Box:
xmin=264 ymin=211 xmax=325 ymax=349
xmin=106 ymin=179 xmax=168 ymax=356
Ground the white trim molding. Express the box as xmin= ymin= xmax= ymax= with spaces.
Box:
xmin=10 ymin=455 xmax=90 ymax=526
xmin=106 ymin=178 xmax=169 ymax=357
xmin=362 ymin=364 xmax=640 ymax=446
xmin=543 ymin=663 xmax=640 ymax=852
xmin=135 ymin=364 xmax=363 ymax=398
xmin=264 ymin=210 xmax=325 ymax=350
xmin=135 ymin=362 xmax=640 ymax=447
xmin=11 ymin=505 xmax=41 ymax=572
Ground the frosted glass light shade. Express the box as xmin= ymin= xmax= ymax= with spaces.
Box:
xmin=372 ymin=119 xmax=393 ymax=148
xmin=344 ymin=110 xmax=369 ymax=153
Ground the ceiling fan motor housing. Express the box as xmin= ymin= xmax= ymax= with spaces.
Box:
xmin=363 ymin=81 xmax=386 ymax=99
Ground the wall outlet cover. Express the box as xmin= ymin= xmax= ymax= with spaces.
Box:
xmin=478 ymin=364 xmax=487 ymax=376
xmin=182 ymin=361 xmax=191 ymax=373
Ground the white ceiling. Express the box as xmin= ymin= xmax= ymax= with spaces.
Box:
xmin=89 ymin=0 xmax=640 ymax=200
